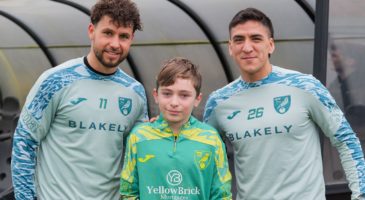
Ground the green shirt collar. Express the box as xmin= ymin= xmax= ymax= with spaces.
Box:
xmin=154 ymin=113 xmax=197 ymax=135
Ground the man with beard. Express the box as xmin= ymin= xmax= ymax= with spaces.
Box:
xmin=11 ymin=0 xmax=148 ymax=199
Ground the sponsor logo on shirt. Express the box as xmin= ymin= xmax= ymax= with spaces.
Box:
xmin=70 ymin=97 xmax=87 ymax=105
xmin=145 ymin=169 xmax=201 ymax=199
xmin=227 ymin=110 xmax=241 ymax=120
xmin=227 ymin=124 xmax=293 ymax=141
xmin=166 ymin=170 xmax=183 ymax=186
xmin=194 ymin=151 xmax=212 ymax=170
xmin=68 ymin=120 xmax=127 ymax=134
xmin=138 ymin=154 xmax=155 ymax=163
xmin=273 ymin=95 xmax=291 ymax=114
xmin=119 ymin=97 xmax=132 ymax=116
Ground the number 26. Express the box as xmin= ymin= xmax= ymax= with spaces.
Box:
xmin=247 ymin=107 xmax=264 ymax=120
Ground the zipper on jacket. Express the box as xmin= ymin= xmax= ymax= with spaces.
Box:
xmin=173 ymin=133 xmax=178 ymax=152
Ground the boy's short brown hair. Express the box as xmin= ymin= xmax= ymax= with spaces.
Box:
xmin=156 ymin=57 xmax=202 ymax=95
xmin=91 ymin=0 xmax=142 ymax=32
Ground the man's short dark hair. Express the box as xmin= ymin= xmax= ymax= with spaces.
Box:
xmin=91 ymin=0 xmax=142 ymax=32
xmin=229 ymin=7 xmax=274 ymax=38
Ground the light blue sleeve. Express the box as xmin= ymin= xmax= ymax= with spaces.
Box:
xmin=133 ymin=84 xmax=149 ymax=124
xmin=11 ymin=69 xmax=64 ymax=200
xmin=306 ymin=77 xmax=365 ymax=199
xmin=203 ymin=93 xmax=219 ymax=129
xmin=11 ymin=119 xmax=39 ymax=200
xmin=203 ymin=78 xmax=243 ymax=133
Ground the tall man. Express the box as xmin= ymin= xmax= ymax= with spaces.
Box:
xmin=204 ymin=8 xmax=365 ymax=200
xmin=11 ymin=0 xmax=148 ymax=199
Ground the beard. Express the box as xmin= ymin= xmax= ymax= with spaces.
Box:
xmin=94 ymin=47 xmax=127 ymax=68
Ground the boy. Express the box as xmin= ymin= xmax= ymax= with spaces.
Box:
xmin=120 ymin=57 xmax=232 ymax=200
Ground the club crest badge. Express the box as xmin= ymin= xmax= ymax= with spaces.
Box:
xmin=273 ymin=95 xmax=291 ymax=114
xmin=194 ymin=150 xmax=212 ymax=170
xmin=119 ymin=97 xmax=132 ymax=116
